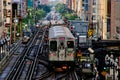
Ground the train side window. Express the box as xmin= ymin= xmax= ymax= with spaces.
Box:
xmin=50 ymin=41 xmax=57 ymax=51
xmin=67 ymin=41 xmax=74 ymax=48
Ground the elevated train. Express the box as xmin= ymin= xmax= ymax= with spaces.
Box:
xmin=48 ymin=26 xmax=76 ymax=71
xmin=22 ymin=36 xmax=30 ymax=44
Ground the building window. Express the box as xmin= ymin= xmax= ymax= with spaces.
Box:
xmin=8 ymin=2 xmax=11 ymax=5
xmin=85 ymin=4 xmax=88 ymax=11
xmin=0 ymin=21 xmax=2 ymax=27
xmin=82 ymin=3 xmax=84 ymax=6
xmin=93 ymin=7 xmax=96 ymax=13
xmin=93 ymin=0 xmax=96 ymax=5
xmin=6 ymin=10 xmax=11 ymax=17
xmin=85 ymin=0 xmax=88 ymax=2
xmin=92 ymin=15 xmax=96 ymax=20
xmin=116 ymin=26 xmax=120 ymax=34
xmin=3 ymin=1 xmax=7 ymax=6
xmin=3 ymin=9 xmax=7 ymax=17
xmin=116 ymin=0 xmax=120 ymax=2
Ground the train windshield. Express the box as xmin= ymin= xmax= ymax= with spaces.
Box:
xmin=50 ymin=41 xmax=57 ymax=51
xmin=67 ymin=41 xmax=74 ymax=48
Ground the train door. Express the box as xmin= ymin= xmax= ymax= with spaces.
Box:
xmin=58 ymin=41 xmax=65 ymax=61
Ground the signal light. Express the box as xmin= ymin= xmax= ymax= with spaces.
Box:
xmin=70 ymin=53 xmax=74 ymax=56
xmin=67 ymin=53 xmax=74 ymax=56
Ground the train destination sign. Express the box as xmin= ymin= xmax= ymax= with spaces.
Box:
xmin=59 ymin=37 xmax=65 ymax=40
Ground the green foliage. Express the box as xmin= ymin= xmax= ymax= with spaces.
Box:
xmin=63 ymin=13 xmax=78 ymax=20
xmin=22 ymin=7 xmax=46 ymax=30
xmin=55 ymin=3 xmax=77 ymax=20
xmin=35 ymin=9 xmax=46 ymax=20
xmin=55 ymin=3 xmax=73 ymax=14
xmin=55 ymin=3 xmax=67 ymax=14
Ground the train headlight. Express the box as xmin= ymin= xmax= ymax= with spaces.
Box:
xmin=67 ymin=53 xmax=74 ymax=56
xmin=50 ymin=53 xmax=56 ymax=56
xmin=70 ymin=53 xmax=74 ymax=56
xmin=62 ymin=66 xmax=67 ymax=70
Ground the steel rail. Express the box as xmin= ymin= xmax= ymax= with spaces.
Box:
xmin=28 ymin=28 xmax=47 ymax=80
xmin=12 ymin=28 xmax=42 ymax=80
xmin=5 ymin=28 xmax=41 ymax=80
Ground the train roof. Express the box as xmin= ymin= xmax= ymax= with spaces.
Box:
xmin=49 ymin=26 xmax=75 ymax=39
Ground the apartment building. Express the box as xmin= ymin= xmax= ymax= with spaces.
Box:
xmin=0 ymin=0 xmax=3 ymax=37
xmin=21 ymin=0 xmax=27 ymax=17
xmin=12 ymin=0 xmax=27 ymax=17
xmin=40 ymin=0 xmax=50 ymax=5
xmin=63 ymin=0 xmax=67 ymax=4
xmin=83 ymin=0 xmax=89 ymax=21
xmin=77 ymin=0 xmax=82 ymax=17
xmin=63 ymin=0 xmax=72 ymax=9
xmin=71 ymin=0 xmax=77 ymax=12
xmin=88 ymin=0 xmax=101 ymax=38
xmin=88 ymin=0 xmax=108 ymax=39
xmin=111 ymin=0 xmax=120 ymax=39
xmin=88 ymin=0 xmax=120 ymax=40
xmin=2 ymin=0 xmax=12 ymax=38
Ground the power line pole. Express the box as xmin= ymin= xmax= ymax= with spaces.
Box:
xmin=20 ymin=0 xmax=22 ymax=39
xmin=20 ymin=17 xmax=22 ymax=38
xmin=10 ymin=5 xmax=12 ymax=44
xmin=14 ymin=10 xmax=17 ymax=42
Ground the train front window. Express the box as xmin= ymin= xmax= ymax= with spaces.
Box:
xmin=50 ymin=41 xmax=57 ymax=51
xmin=67 ymin=41 xmax=74 ymax=48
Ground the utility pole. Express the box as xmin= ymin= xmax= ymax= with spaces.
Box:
xmin=20 ymin=0 xmax=22 ymax=39
xmin=9 ymin=4 xmax=12 ymax=44
xmin=10 ymin=11 xmax=12 ymax=44
xmin=14 ymin=10 xmax=17 ymax=42
xmin=20 ymin=17 xmax=22 ymax=38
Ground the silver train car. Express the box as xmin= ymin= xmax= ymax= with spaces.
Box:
xmin=48 ymin=26 xmax=76 ymax=71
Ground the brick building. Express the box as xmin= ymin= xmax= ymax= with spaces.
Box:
xmin=111 ymin=0 xmax=120 ymax=39
xmin=0 ymin=0 xmax=3 ymax=37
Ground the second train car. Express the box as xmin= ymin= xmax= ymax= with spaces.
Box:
xmin=48 ymin=26 xmax=76 ymax=71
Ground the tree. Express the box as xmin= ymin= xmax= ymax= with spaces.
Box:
xmin=22 ymin=7 xmax=46 ymax=31
xmin=55 ymin=3 xmax=77 ymax=20
xmin=35 ymin=9 xmax=46 ymax=21
xmin=63 ymin=13 xmax=78 ymax=20
xmin=55 ymin=3 xmax=67 ymax=14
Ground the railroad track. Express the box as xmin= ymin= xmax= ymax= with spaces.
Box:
xmin=5 ymin=26 xmax=81 ymax=80
xmin=32 ymin=27 xmax=79 ymax=80
xmin=34 ymin=70 xmax=79 ymax=80
xmin=5 ymin=27 xmax=46 ymax=80
xmin=9 ymin=40 xmax=22 ymax=56
xmin=27 ymin=28 xmax=47 ymax=80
